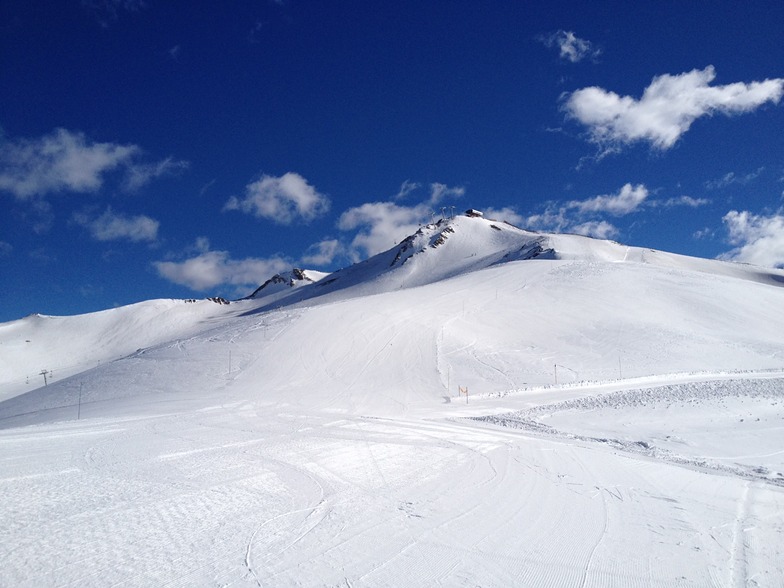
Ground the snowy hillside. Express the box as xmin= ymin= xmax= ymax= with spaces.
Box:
xmin=1 ymin=212 xmax=784 ymax=586
xmin=0 ymin=298 xmax=236 ymax=402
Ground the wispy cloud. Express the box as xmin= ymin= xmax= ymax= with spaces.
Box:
xmin=18 ymin=199 xmax=56 ymax=234
xmin=540 ymin=30 xmax=600 ymax=63
xmin=390 ymin=179 xmax=464 ymax=206
xmin=224 ymin=172 xmax=330 ymax=225
xmin=198 ymin=179 xmax=217 ymax=197
xmin=248 ymin=21 xmax=266 ymax=44
xmin=693 ymin=227 xmax=715 ymax=240
xmin=123 ymin=156 xmax=189 ymax=191
xmin=73 ymin=207 xmax=159 ymax=243
xmin=393 ymin=179 xmax=420 ymax=200
xmin=563 ymin=66 xmax=784 ymax=154
xmin=154 ymin=238 xmax=290 ymax=291
xmin=0 ymin=241 xmax=12 ymax=257
xmin=428 ymin=182 xmax=465 ymax=205
xmin=0 ymin=128 xmax=186 ymax=199
xmin=705 ymin=167 xmax=765 ymax=190
xmin=82 ymin=0 xmax=146 ymax=27
xmin=657 ymin=195 xmax=710 ymax=208
xmin=719 ymin=208 xmax=784 ymax=268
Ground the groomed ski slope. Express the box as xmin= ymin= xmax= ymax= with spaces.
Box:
xmin=1 ymin=215 xmax=783 ymax=586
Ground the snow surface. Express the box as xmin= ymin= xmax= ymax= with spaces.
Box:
xmin=1 ymin=214 xmax=783 ymax=586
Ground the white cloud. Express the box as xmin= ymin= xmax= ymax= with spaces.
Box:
xmin=338 ymin=202 xmax=431 ymax=260
xmin=483 ymin=207 xmax=526 ymax=227
xmin=719 ymin=209 xmax=784 ymax=268
xmin=522 ymin=203 xmax=621 ymax=239
xmin=0 ymin=128 xmax=137 ymax=198
xmin=0 ymin=240 xmax=12 ymax=257
xmin=428 ymin=182 xmax=465 ymax=205
xmin=540 ymin=30 xmax=600 ymax=63
xmin=564 ymin=66 xmax=784 ymax=151
xmin=571 ymin=220 xmax=619 ymax=239
xmin=567 ymin=183 xmax=648 ymax=215
xmin=154 ymin=239 xmax=290 ymax=291
xmin=73 ymin=207 xmax=159 ymax=242
xmin=522 ymin=183 xmax=704 ymax=240
xmin=301 ymin=239 xmax=342 ymax=266
xmin=224 ymin=172 xmax=330 ymax=225
xmin=0 ymin=128 xmax=186 ymax=199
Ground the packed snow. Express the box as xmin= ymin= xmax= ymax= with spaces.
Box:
xmin=1 ymin=214 xmax=783 ymax=586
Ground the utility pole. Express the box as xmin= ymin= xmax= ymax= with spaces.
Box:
xmin=554 ymin=364 xmax=558 ymax=385
xmin=77 ymin=383 xmax=83 ymax=420
xmin=40 ymin=369 xmax=49 ymax=386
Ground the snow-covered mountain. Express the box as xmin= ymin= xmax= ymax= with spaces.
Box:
xmin=2 ymin=211 xmax=784 ymax=587
xmin=245 ymin=268 xmax=329 ymax=301
xmin=2 ymin=211 xmax=784 ymax=410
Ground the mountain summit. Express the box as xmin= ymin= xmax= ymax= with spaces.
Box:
xmin=244 ymin=210 xmax=783 ymax=314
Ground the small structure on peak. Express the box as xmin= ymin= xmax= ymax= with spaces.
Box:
xmin=465 ymin=208 xmax=483 ymax=218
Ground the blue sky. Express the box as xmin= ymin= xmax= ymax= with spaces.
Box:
xmin=1 ymin=0 xmax=783 ymax=321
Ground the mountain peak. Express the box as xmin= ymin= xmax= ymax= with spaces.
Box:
xmin=246 ymin=268 xmax=329 ymax=300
